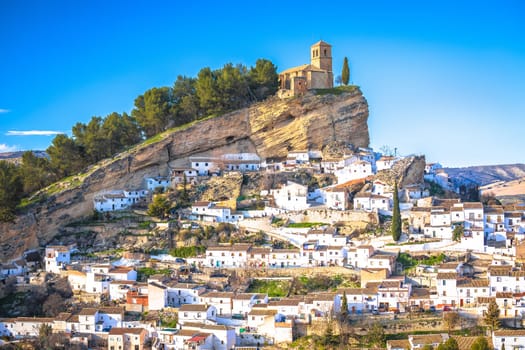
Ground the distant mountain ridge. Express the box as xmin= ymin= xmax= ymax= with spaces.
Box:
xmin=445 ymin=163 xmax=525 ymax=186
xmin=0 ymin=150 xmax=48 ymax=161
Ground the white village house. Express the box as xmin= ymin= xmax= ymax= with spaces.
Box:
xmin=353 ymin=192 xmax=390 ymax=212
xmin=44 ymin=245 xmax=72 ymax=274
xmin=93 ymin=189 xmax=148 ymax=212
xmin=145 ymin=176 xmax=171 ymax=191
xmin=191 ymin=201 xmax=243 ymax=223
xmin=270 ymin=181 xmax=309 ymax=211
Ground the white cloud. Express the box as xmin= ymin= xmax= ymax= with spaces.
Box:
xmin=0 ymin=144 xmax=18 ymax=152
xmin=6 ymin=130 xmax=65 ymax=136
xmin=0 ymin=109 xmax=10 ymax=114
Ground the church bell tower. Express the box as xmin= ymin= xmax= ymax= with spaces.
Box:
xmin=311 ymin=40 xmax=332 ymax=73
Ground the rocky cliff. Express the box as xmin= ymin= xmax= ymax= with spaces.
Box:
xmin=375 ymin=156 xmax=426 ymax=188
xmin=0 ymin=88 xmax=370 ymax=262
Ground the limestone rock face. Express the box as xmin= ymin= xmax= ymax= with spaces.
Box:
xmin=0 ymin=89 xmax=370 ymax=262
xmin=375 ymin=156 xmax=426 ymax=187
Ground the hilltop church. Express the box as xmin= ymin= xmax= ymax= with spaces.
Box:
xmin=278 ymin=40 xmax=334 ymax=97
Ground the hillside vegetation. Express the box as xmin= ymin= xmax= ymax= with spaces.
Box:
xmin=0 ymin=59 xmax=278 ymax=221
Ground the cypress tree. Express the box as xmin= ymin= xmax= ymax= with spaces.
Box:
xmin=391 ymin=181 xmax=402 ymax=241
xmin=342 ymin=57 xmax=350 ymax=85
xmin=341 ymin=291 xmax=348 ymax=318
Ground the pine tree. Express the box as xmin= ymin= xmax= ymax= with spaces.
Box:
xmin=391 ymin=181 xmax=402 ymax=241
xmin=483 ymin=300 xmax=500 ymax=332
xmin=342 ymin=57 xmax=350 ymax=85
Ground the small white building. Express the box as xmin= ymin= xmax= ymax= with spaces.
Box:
xmin=287 ymin=151 xmax=310 ymax=165
xmin=44 ymin=245 xmax=71 ymax=274
xmin=199 ymin=291 xmax=234 ymax=316
xmin=376 ymin=156 xmax=397 ymax=172
xmin=182 ymin=323 xmax=236 ymax=350
xmin=458 ymin=227 xmax=485 ymax=252
xmin=505 ymin=211 xmax=523 ymax=232
xmin=456 ymin=279 xmax=489 ymax=307
xmin=85 ymin=271 xmax=111 ymax=295
xmin=436 ymin=273 xmax=458 ymax=307
xmin=109 ymin=280 xmax=136 ymax=301
xmin=108 ymin=327 xmax=148 ymax=350
xmin=246 ymin=308 xmax=278 ymax=338
xmin=347 ymin=245 xmax=375 ymax=269
xmin=145 ymin=176 xmax=171 ymax=191
xmin=0 ymin=261 xmax=27 ymax=278
xmin=191 ymin=201 xmax=244 ymax=223
xmin=270 ymin=181 xmax=309 ymax=211
xmin=108 ymin=266 xmax=137 ymax=281
xmin=77 ymin=307 xmax=124 ymax=333
xmin=323 ymin=187 xmax=348 ymax=210
xmin=424 ymin=207 xmax=453 ymax=240
xmin=268 ymin=249 xmax=302 ymax=268
xmin=206 ymin=244 xmax=251 ymax=268
xmin=167 ymin=282 xmax=206 ymax=307
xmin=321 ymin=155 xmax=356 ymax=174
xmin=463 ymin=202 xmax=484 ymax=229
xmin=377 ymin=279 xmax=411 ymax=312
xmin=189 ymin=156 xmax=215 ymax=175
xmin=178 ymin=304 xmax=217 ymax=325
xmin=402 ymin=184 xmax=430 ymax=201
xmin=353 ymin=193 xmax=390 ymax=211
xmin=367 ymin=254 xmax=396 ymax=274
xmin=372 ymin=180 xmax=393 ymax=198
xmin=93 ymin=189 xmax=148 ymax=212
xmin=65 ymin=270 xmax=88 ymax=291
xmin=488 ymin=266 xmax=525 ymax=294
xmin=493 ymin=329 xmax=525 ymax=350
xmin=222 ymin=153 xmax=261 ymax=172
xmin=171 ymin=167 xmax=199 ymax=185
xmin=232 ymin=293 xmax=267 ymax=316
xmin=2 ymin=317 xmax=54 ymax=338
xmin=334 ymin=160 xmax=373 ymax=184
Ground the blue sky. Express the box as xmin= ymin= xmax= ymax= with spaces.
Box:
xmin=1 ymin=0 xmax=524 ymax=167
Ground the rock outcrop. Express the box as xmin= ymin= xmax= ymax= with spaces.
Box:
xmin=375 ymin=156 xmax=426 ymax=188
xmin=0 ymin=88 xmax=370 ymax=262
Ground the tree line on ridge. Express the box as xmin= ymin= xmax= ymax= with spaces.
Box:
xmin=0 ymin=59 xmax=278 ymax=222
